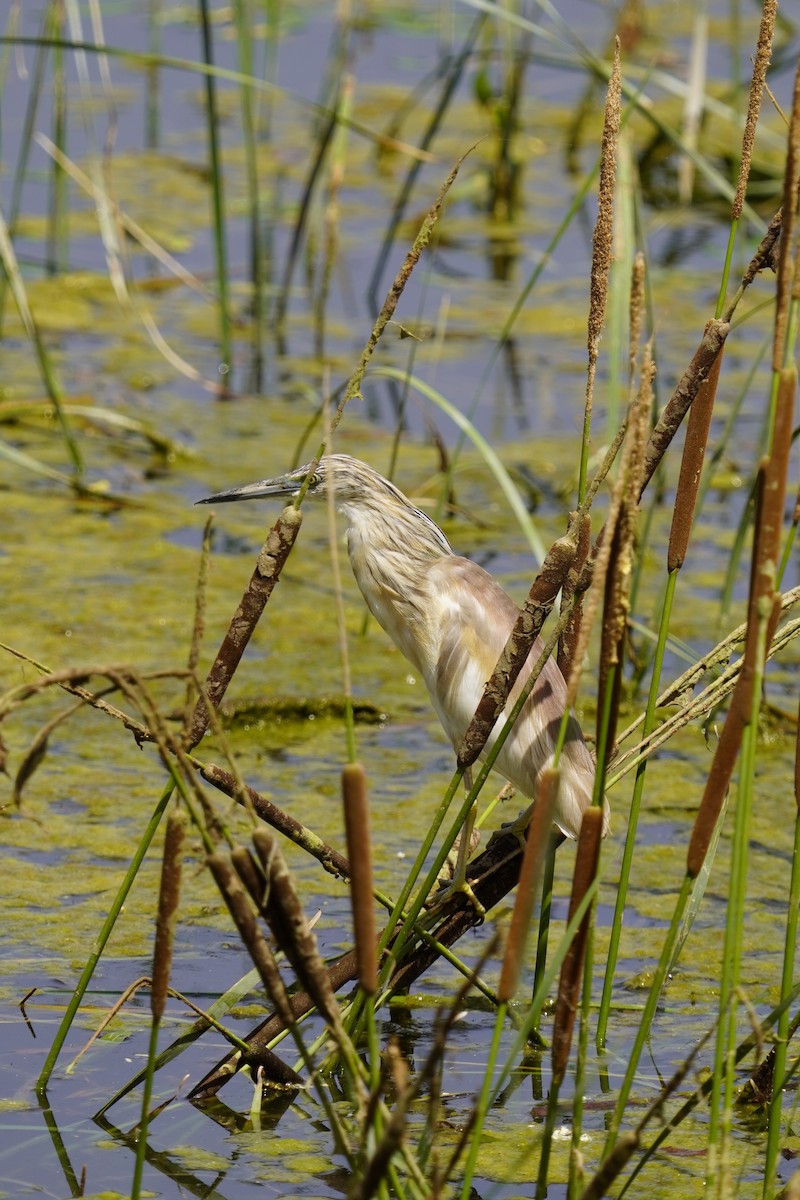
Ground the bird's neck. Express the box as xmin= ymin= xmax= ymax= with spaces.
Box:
xmin=341 ymin=500 xmax=447 ymax=673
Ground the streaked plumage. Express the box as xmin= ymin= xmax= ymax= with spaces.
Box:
xmin=200 ymin=454 xmax=606 ymax=847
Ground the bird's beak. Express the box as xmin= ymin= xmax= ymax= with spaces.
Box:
xmin=196 ymin=474 xmax=301 ymax=505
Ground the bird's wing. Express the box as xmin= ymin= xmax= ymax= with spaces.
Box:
xmin=426 ymin=556 xmax=605 ymax=839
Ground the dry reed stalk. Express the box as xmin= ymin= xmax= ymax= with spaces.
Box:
xmin=551 ymin=807 xmax=604 ymax=1083
xmin=589 ymin=44 xmax=621 ymax=325
xmin=667 ymin=322 xmax=725 ymax=572
xmin=639 ymin=318 xmax=729 ymax=498
xmin=251 ymin=827 xmax=347 ymax=1040
xmin=206 ymin=851 xmax=297 ymax=1033
xmin=341 ymin=762 xmax=377 ymax=995
xmin=186 ymin=505 xmax=303 ymax=749
xmin=183 ymin=515 xmax=211 ymax=731
xmin=772 ymin=62 xmax=800 ymax=373
xmin=321 ymin=148 xmax=472 ymax=454
xmin=456 ymin=526 xmax=579 ymax=770
xmin=190 ymin=824 xmax=527 ymax=1096
xmin=686 ymin=708 xmax=744 ymax=880
xmin=497 ymin=767 xmax=559 ymax=1003
xmin=752 ymin=366 xmax=795 ymax=586
xmin=197 ymin=759 xmax=350 ymax=877
xmin=150 ymin=807 xmax=186 ymax=1021
xmin=230 ymin=844 xmax=266 ymax=910
xmin=596 ymin=518 xmax=627 ymax=752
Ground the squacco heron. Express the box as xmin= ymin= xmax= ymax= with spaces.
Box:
xmin=199 ymin=454 xmax=604 ymax=903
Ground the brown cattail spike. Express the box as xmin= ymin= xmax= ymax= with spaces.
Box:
xmin=151 ymin=807 xmax=187 ymax=1022
xmin=667 ymin=323 xmax=725 ymax=572
xmin=341 ymin=762 xmax=377 ymax=996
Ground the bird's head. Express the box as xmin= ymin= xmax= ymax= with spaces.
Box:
xmin=198 ymin=453 xmax=452 ymax=558
xmin=197 ymin=454 xmax=395 ymax=507
xmin=197 ymin=453 xmax=442 ymax=515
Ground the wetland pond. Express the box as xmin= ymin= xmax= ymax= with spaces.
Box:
xmin=1 ymin=3 xmax=799 ymax=1198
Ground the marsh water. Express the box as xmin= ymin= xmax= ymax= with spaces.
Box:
xmin=1 ymin=3 xmax=799 ymax=1198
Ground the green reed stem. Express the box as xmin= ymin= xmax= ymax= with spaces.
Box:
xmin=531 ymin=835 xmax=558 ymax=1027
xmin=46 ymin=1 xmax=68 ymax=276
xmin=597 ymin=567 xmax=676 ymax=1046
xmin=715 ymin=217 xmax=739 ymax=319
xmin=603 ymin=873 xmax=692 ymax=1151
xmin=145 ymin=0 xmax=160 ymax=148
xmin=37 ymin=780 xmax=174 ymax=1094
xmin=707 ymin=610 xmax=767 ymax=1195
xmin=570 ymin=916 xmax=595 ymax=1198
xmin=130 ymin=1018 xmax=159 ymax=1200
xmin=762 ymin=771 xmax=800 ymax=1196
xmin=233 ymin=0 xmax=265 ymax=390
xmin=535 ymin=1074 xmax=562 ymax=1199
xmin=198 ymin=0 xmax=232 ymax=379
xmin=0 ymin=204 xmax=83 ymax=476
xmin=458 ymin=1001 xmax=507 ymax=1199
xmin=343 ymin=766 xmax=464 ymax=1041
xmin=0 ymin=8 xmax=48 ymax=334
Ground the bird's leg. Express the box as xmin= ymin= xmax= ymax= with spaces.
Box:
xmin=433 ymin=769 xmax=485 ymax=917
xmin=488 ymin=800 xmax=534 ymax=853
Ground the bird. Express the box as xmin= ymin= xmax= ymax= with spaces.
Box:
xmin=198 ymin=454 xmax=606 ymax=904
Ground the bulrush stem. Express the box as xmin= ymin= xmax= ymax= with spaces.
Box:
xmin=151 ymin=807 xmax=187 ymax=1022
xmin=342 ymin=763 xmax=377 ymax=996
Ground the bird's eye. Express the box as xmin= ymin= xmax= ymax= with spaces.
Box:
xmin=311 ymin=473 xmax=321 ymax=488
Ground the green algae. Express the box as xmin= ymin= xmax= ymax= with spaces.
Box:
xmin=0 ymin=7 xmax=797 ymax=1198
